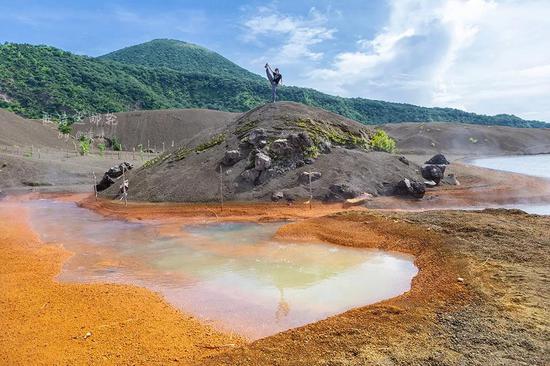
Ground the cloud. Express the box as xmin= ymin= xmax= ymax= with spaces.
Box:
xmin=301 ymin=0 xmax=550 ymax=121
xmin=242 ymin=6 xmax=335 ymax=64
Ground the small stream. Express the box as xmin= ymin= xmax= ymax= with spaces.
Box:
xmin=25 ymin=199 xmax=417 ymax=339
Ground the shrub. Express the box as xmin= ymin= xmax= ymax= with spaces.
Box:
xmin=111 ymin=136 xmax=122 ymax=151
xmin=98 ymin=143 xmax=106 ymax=156
xmin=58 ymin=122 xmax=72 ymax=135
xmin=79 ymin=136 xmax=92 ymax=155
xmin=370 ymin=129 xmax=396 ymax=153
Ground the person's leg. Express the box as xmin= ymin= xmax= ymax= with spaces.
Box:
xmin=272 ymin=84 xmax=277 ymax=102
xmin=266 ymin=68 xmax=274 ymax=83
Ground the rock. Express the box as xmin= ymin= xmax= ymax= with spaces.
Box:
xmin=325 ymin=183 xmax=361 ymax=202
xmin=394 ymin=178 xmax=426 ymax=199
xmin=257 ymin=140 xmax=267 ymax=148
xmin=270 ymin=139 xmax=291 ymax=157
xmin=144 ymin=148 xmax=155 ymax=153
xmin=271 ymin=191 xmax=284 ymax=202
xmin=345 ymin=192 xmax=373 ymax=205
xmin=299 ymin=171 xmax=322 ymax=184
xmin=319 ymin=140 xmax=332 ymax=154
xmin=424 ymin=180 xmax=437 ymax=187
xmin=425 ymin=153 xmax=450 ymax=165
xmin=304 ymin=158 xmax=315 ymax=165
xmin=222 ymin=150 xmax=241 ymax=166
xmin=296 ymin=160 xmax=305 ymax=167
xmin=256 ymin=168 xmax=274 ymax=185
xmin=84 ymin=331 xmax=92 ymax=339
xmin=254 ymin=152 xmax=272 ymax=171
xmin=421 ymin=165 xmax=445 ymax=185
xmin=288 ymin=132 xmax=313 ymax=150
xmin=398 ymin=156 xmax=410 ymax=165
xmin=249 ymin=128 xmax=267 ymax=146
xmin=96 ymin=175 xmax=116 ymax=191
xmin=239 ymin=169 xmax=259 ymax=184
xmin=457 ymin=277 xmax=465 ymax=283
xmin=442 ymin=173 xmax=460 ymax=186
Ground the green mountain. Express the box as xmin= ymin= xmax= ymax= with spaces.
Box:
xmin=99 ymin=39 xmax=261 ymax=81
xmin=0 ymin=40 xmax=547 ymax=128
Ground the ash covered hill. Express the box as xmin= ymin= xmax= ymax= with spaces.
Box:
xmin=383 ymin=122 xmax=550 ymax=156
xmin=0 ymin=41 xmax=547 ymax=128
xmin=102 ymin=102 xmax=422 ymax=202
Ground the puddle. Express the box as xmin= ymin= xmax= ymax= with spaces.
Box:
xmin=25 ymin=199 xmax=418 ymax=339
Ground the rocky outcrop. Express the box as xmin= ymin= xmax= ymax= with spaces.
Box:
xmin=442 ymin=173 xmax=460 ymax=186
xmin=248 ymin=128 xmax=267 ymax=147
xmin=425 ymin=153 xmax=450 ymax=165
xmin=394 ymin=178 xmax=426 ymax=198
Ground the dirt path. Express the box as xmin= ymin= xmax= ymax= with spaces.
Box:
xmin=0 ymin=203 xmax=244 ymax=366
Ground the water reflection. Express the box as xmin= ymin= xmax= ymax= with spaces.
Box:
xmin=26 ymin=199 xmax=417 ymax=339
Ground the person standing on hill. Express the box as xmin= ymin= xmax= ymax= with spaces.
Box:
xmin=265 ymin=63 xmax=282 ymax=102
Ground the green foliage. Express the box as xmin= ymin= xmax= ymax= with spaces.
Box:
xmin=58 ymin=122 xmax=72 ymax=134
xmin=370 ymin=130 xmax=396 ymax=153
xmin=0 ymin=41 xmax=547 ymax=128
xmin=294 ymin=118 xmax=370 ymax=149
xmin=110 ymin=136 xmax=122 ymax=151
xmin=97 ymin=143 xmax=106 ymax=156
xmin=194 ymin=133 xmax=226 ymax=152
xmin=79 ymin=137 xmax=92 ymax=155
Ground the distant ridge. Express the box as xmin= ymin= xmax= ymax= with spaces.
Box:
xmin=0 ymin=40 xmax=547 ymax=128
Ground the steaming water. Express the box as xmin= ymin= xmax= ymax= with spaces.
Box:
xmin=24 ymin=199 xmax=417 ymax=339
xmin=469 ymin=154 xmax=550 ymax=215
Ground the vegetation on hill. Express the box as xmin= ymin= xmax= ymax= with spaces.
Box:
xmin=99 ymin=39 xmax=261 ymax=81
xmin=0 ymin=41 xmax=547 ymax=128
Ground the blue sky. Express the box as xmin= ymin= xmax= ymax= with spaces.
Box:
xmin=1 ymin=0 xmax=549 ymax=121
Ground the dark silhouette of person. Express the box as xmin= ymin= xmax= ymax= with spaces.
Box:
xmin=265 ymin=63 xmax=282 ymax=102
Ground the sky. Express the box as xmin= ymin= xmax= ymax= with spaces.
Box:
xmin=1 ymin=0 xmax=549 ymax=121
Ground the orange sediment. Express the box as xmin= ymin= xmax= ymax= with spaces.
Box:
xmin=0 ymin=203 xmax=243 ymax=365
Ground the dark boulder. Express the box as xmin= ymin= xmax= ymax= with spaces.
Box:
xmin=222 ymin=150 xmax=241 ymax=166
xmin=421 ymin=165 xmax=445 ymax=185
xmin=288 ymin=132 xmax=313 ymax=150
xmin=319 ymin=140 xmax=332 ymax=154
xmin=96 ymin=175 xmax=116 ymax=192
xmin=394 ymin=178 xmax=426 ymax=199
xmin=254 ymin=152 xmax=272 ymax=171
xmin=248 ymin=128 xmax=268 ymax=146
xmin=425 ymin=153 xmax=450 ymax=165
xmin=271 ymin=191 xmax=284 ymax=202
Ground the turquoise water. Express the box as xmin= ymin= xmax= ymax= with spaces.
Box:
xmin=25 ymin=199 xmax=417 ymax=339
xmin=469 ymin=154 xmax=550 ymax=215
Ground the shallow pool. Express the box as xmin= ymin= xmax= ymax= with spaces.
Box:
xmin=25 ymin=199 xmax=417 ymax=339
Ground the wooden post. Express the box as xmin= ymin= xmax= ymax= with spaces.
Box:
xmin=92 ymin=171 xmax=98 ymax=200
xmin=309 ymin=169 xmax=313 ymax=210
xmin=147 ymin=139 xmax=150 ymax=151
xmin=171 ymin=140 xmax=174 ymax=148
xmin=162 ymin=142 xmax=165 ymax=153
xmin=132 ymin=147 xmax=135 ymax=160
xmin=219 ymin=165 xmax=224 ymax=212
xmin=38 ymin=148 xmax=41 ymax=159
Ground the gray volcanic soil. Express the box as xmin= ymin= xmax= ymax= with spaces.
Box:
xmin=103 ymin=102 xmax=423 ymax=202
xmin=384 ymin=122 xmax=550 ymax=156
xmin=72 ymin=109 xmax=239 ymax=151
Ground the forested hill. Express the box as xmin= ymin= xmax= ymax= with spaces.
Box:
xmin=99 ymin=39 xmax=262 ymax=82
xmin=0 ymin=41 xmax=547 ymax=128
